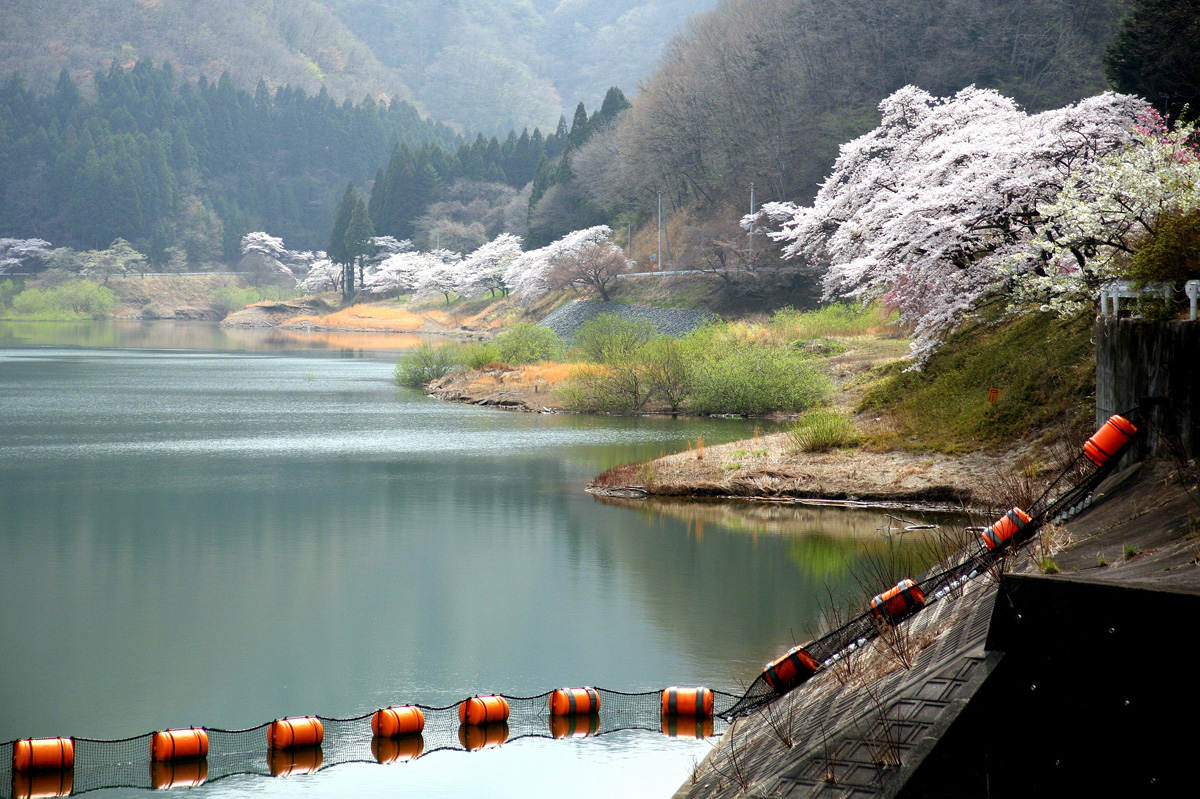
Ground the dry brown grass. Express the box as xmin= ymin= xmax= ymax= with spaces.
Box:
xmin=284 ymin=305 xmax=428 ymax=332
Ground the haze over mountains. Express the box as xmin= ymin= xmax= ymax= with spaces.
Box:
xmin=0 ymin=0 xmax=720 ymax=133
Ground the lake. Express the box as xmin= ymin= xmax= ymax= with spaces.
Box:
xmin=0 ymin=321 xmax=952 ymax=798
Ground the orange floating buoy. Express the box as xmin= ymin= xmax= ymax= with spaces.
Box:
xmin=980 ymin=507 xmax=1033 ymax=551
xmin=268 ymin=717 xmax=324 ymax=749
xmin=458 ymin=695 xmax=510 ymax=725
xmin=371 ymin=734 xmax=424 ymax=764
xmin=1083 ymin=414 xmax=1138 ymax=466
xmin=548 ymin=687 xmax=600 ymax=716
xmin=458 ymin=722 xmax=509 ymax=751
xmin=762 ymin=645 xmax=820 ymax=692
xmin=549 ymin=713 xmax=600 ymax=739
xmin=150 ymin=758 xmax=208 ymax=790
xmin=150 ymin=728 xmax=209 ymax=761
xmin=661 ymin=714 xmax=714 ymax=739
xmin=12 ymin=738 xmax=74 ymax=771
xmin=268 ymin=746 xmax=323 ymax=777
xmin=371 ymin=706 xmax=425 ymax=738
xmin=870 ymin=578 xmax=926 ymax=624
xmin=660 ymin=687 xmax=714 ymax=718
xmin=10 ymin=767 xmax=73 ymax=799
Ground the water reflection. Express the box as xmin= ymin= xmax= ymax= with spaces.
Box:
xmin=0 ymin=322 xmax=951 ymax=798
xmin=0 ymin=320 xmax=432 ymax=352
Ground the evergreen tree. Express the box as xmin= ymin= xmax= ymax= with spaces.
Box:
xmin=1105 ymin=0 xmax=1200 ymax=121
xmin=344 ymin=195 xmax=376 ymax=294
xmin=329 ymin=181 xmax=356 ymax=295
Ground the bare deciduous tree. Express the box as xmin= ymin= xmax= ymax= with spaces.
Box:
xmin=547 ymin=240 xmax=628 ymax=301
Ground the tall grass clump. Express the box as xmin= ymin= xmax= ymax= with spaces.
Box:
xmin=394 ymin=342 xmax=459 ymax=386
xmin=789 ymin=411 xmax=858 ymax=452
xmin=492 ymin=322 xmax=563 ymax=364
xmin=772 ymin=301 xmax=898 ymax=339
xmin=4 ymin=280 xmax=116 ymax=320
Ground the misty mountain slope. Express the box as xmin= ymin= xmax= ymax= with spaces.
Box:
xmin=0 ymin=0 xmax=415 ymax=103
xmin=322 ymin=0 xmax=721 ymax=133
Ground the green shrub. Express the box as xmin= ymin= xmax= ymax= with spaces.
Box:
xmin=454 ymin=341 xmax=501 ymax=370
xmin=788 ymin=411 xmax=858 ymax=452
xmin=639 ymin=337 xmax=694 ymax=412
xmin=6 ymin=280 xmax=116 ymax=319
xmin=557 ymin=364 xmax=652 ymax=413
xmin=0 ymin=279 xmax=22 ymax=309
xmin=492 ymin=322 xmax=563 ymax=364
xmin=394 ymin=342 xmax=459 ymax=386
xmin=570 ymin=314 xmax=658 ymax=363
xmin=686 ymin=343 xmax=830 ymax=415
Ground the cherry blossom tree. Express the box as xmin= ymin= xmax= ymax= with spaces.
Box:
xmin=759 ymin=86 xmax=1150 ymax=362
xmin=503 ymin=225 xmax=613 ymax=301
xmin=362 ymin=250 xmax=433 ymax=296
xmin=457 ymin=233 xmax=523 ymax=298
xmin=239 ymin=232 xmax=293 ymax=276
xmin=0 ymin=238 xmax=53 ymax=274
xmin=412 ymin=249 xmax=466 ymax=305
xmin=298 ymin=257 xmax=341 ymax=293
xmin=1020 ymin=112 xmax=1200 ymax=313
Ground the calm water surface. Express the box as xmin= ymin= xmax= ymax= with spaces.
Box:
xmin=0 ymin=322 xmax=951 ymax=798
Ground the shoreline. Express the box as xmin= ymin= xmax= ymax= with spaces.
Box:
xmin=585 ymin=433 xmax=1027 ymax=511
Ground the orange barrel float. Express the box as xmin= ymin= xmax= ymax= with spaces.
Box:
xmin=12 ymin=738 xmax=74 ymax=772
xmin=549 ymin=687 xmax=600 ymax=716
xmin=268 ymin=746 xmax=323 ymax=777
xmin=661 ymin=687 xmax=714 ymax=718
xmin=372 ymin=734 xmax=425 ymax=763
xmin=762 ymin=645 xmax=820 ymax=692
xmin=549 ymin=713 xmax=600 ymax=739
xmin=150 ymin=728 xmax=209 ymax=761
xmin=870 ymin=578 xmax=926 ymax=624
xmin=1084 ymin=414 xmax=1138 ymax=466
xmin=661 ymin=715 xmax=714 ymax=739
xmin=979 ymin=507 xmax=1033 ymax=551
xmin=458 ymin=695 xmax=510 ymax=725
xmin=371 ymin=706 xmax=425 ymax=738
xmin=458 ymin=722 xmax=509 ymax=751
xmin=10 ymin=768 xmax=73 ymax=799
xmin=268 ymin=716 xmax=324 ymax=749
xmin=150 ymin=758 xmax=208 ymax=790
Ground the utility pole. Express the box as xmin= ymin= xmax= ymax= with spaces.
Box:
xmin=749 ymin=181 xmax=756 ymax=268
xmin=627 ymin=220 xmax=633 ymax=263
xmin=657 ymin=190 xmax=663 ymax=272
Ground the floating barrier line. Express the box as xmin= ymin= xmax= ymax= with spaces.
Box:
xmin=3 ymin=410 xmax=1148 ymax=797
xmin=2 ymin=689 xmax=738 ymax=798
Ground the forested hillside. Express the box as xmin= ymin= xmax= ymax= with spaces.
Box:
xmin=0 ymin=0 xmax=413 ymax=103
xmin=0 ymin=61 xmax=457 ymax=261
xmin=556 ymin=0 xmax=1131 ymax=231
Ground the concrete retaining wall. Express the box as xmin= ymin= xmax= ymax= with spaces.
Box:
xmin=1095 ymin=318 xmax=1200 ymax=460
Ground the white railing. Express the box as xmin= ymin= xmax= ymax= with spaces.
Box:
xmin=1098 ymin=281 xmax=1171 ymax=317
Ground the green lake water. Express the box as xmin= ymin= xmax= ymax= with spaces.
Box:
xmin=0 ymin=321 xmax=954 ymax=798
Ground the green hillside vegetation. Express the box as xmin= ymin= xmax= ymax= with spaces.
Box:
xmin=0 ymin=0 xmax=414 ymax=104
xmin=860 ymin=310 xmax=1097 ymax=453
